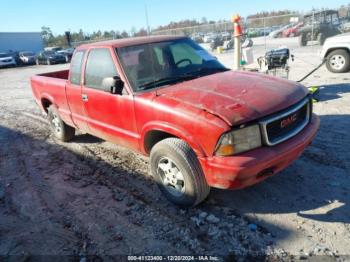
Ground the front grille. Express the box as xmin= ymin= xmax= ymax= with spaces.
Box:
xmin=260 ymin=98 xmax=311 ymax=146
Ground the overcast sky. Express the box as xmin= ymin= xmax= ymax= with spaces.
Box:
xmin=1 ymin=0 xmax=349 ymax=34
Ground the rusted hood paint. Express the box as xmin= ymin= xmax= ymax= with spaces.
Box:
xmin=155 ymin=71 xmax=308 ymax=126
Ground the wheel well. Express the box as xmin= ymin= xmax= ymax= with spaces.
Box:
xmin=326 ymin=48 xmax=350 ymax=58
xmin=41 ymin=98 xmax=52 ymax=113
xmin=144 ymin=130 xmax=176 ymax=154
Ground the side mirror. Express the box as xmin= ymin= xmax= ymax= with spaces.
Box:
xmin=102 ymin=76 xmax=124 ymax=95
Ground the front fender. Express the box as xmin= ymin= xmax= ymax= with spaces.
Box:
xmin=140 ymin=121 xmax=206 ymax=157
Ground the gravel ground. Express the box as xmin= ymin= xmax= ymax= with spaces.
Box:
xmin=0 ymin=37 xmax=349 ymax=261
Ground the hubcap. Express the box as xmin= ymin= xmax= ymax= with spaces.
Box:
xmin=330 ymin=55 xmax=346 ymax=70
xmin=157 ymin=157 xmax=185 ymax=197
xmin=51 ymin=113 xmax=61 ymax=134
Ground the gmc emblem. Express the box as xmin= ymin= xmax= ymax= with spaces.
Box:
xmin=280 ymin=114 xmax=297 ymax=129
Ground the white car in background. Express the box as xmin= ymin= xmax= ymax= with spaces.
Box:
xmin=0 ymin=53 xmax=17 ymax=68
xmin=321 ymin=32 xmax=350 ymax=73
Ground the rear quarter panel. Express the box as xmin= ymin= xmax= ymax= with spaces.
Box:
xmin=30 ymin=73 xmax=74 ymax=126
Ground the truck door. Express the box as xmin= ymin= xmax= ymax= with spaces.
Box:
xmin=81 ymin=47 xmax=139 ymax=150
xmin=66 ymin=50 xmax=90 ymax=132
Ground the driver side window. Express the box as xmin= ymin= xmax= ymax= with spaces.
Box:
xmin=85 ymin=48 xmax=118 ymax=90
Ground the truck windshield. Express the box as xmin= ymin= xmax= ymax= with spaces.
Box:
xmin=117 ymin=38 xmax=228 ymax=92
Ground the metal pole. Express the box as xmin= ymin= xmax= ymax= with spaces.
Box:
xmin=264 ymin=15 xmax=267 ymax=52
xmin=145 ymin=5 xmax=150 ymax=36
xmin=311 ymin=9 xmax=314 ymax=43
xmin=232 ymin=15 xmax=242 ymax=70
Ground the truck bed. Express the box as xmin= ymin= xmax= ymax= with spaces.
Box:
xmin=30 ymin=70 xmax=71 ymax=124
xmin=37 ymin=69 xmax=69 ymax=80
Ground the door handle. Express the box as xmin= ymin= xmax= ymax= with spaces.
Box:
xmin=82 ymin=94 xmax=88 ymax=102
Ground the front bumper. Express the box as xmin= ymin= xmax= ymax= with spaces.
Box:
xmin=198 ymin=114 xmax=320 ymax=189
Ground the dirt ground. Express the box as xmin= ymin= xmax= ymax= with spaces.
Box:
xmin=0 ymin=37 xmax=349 ymax=261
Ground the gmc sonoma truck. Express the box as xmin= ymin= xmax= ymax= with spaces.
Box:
xmin=31 ymin=36 xmax=320 ymax=206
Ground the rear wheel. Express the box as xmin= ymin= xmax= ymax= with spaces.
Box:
xmin=47 ymin=105 xmax=75 ymax=142
xmin=150 ymin=138 xmax=210 ymax=207
xmin=326 ymin=49 xmax=350 ymax=73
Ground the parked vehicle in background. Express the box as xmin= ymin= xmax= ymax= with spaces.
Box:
xmin=246 ymin=28 xmax=259 ymax=38
xmin=210 ymin=36 xmax=224 ymax=51
xmin=258 ymin=27 xmax=273 ymax=36
xmin=203 ymin=33 xmax=217 ymax=43
xmin=44 ymin=47 xmax=63 ymax=52
xmin=191 ymin=34 xmax=204 ymax=43
xmin=220 ymin=31 xmax=232 ymax=41
xmin=0 ymin=52 xmax=17 ymax=68
xmin=282 ymin=22 xmax=303 ymax=37
xmin=18 ymin=51 xmax=36 ymax=65
xmin=35 ymin=51 xmax=67 ymax=65
xmin=299 ymin=10 xmax=342 ymax=46
xmin=321 ymin=32 xmax=350 ymax=73
xmin=341 ymin=21 xmax=350 ymax=32
xmin=30 ymin=36 xmax=319 ymax=206
xmin=269 ymin=24 xmax=294 ymax=38
xmin=57 ymin=48 xmax=75 ymax=62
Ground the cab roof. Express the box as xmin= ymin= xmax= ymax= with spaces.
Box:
xmin=77 ymin=35 xmax=187 ymax=50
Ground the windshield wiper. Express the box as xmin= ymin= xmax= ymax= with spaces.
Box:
xmin=138 ymin=74 xmax=198 ymax=90
xmin=185 ymin=67 xmax=230 ymax=77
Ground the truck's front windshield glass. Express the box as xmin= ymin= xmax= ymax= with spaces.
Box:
xmin=117 ymin=38 xmax=228 ymax=92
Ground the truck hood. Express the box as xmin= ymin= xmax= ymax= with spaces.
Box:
xmin=155 ymin=70 xmax=308 ymax=126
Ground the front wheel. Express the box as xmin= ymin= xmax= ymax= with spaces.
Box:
xmin=150 ymin=138 xmax=210 ymax=207
xmin=326 ymin=49 xmax=350 ymax=73
xmin=47 ymin=105 xmax=75 ymax=142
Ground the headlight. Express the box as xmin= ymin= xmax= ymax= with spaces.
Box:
xmin=215 ymin=125 xmax=262 ymax=156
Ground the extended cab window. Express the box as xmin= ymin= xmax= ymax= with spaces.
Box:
xmin=85 ymin=48 xmax=118 ymax=90
xmin=70 ymin=51 xmax=85 ymax=85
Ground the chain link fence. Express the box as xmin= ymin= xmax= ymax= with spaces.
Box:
xmin=151 ymin=13 xmax=301 ymax=37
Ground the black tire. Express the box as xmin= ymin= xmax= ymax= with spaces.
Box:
xmin=317 ymin=33 xmax=325 ymax=46
xmin=326 ymin=49 xmax=350 ymax=73
xmin=299 ymin=34 xmax=307 ymax=46
xmin=150 ymin=138 xmax=210 ymax=207
xmin=47 ymin=59 xmax=51 ymax=65
xmin=47 ymin=105 xmax=75 ymax=142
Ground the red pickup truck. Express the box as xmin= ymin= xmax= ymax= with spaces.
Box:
xmin=31 ymin=36 xmax=319 ymax=206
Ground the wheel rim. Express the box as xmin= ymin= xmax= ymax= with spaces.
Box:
xmin=51 ymin=112 xmax=61 ymax=134
xmin=157 ymin=157 xmax=185 ymax=197
xmin=330 ymin=55 xmax=346 ymax=70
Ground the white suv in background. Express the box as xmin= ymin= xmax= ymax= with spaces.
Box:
xmin=321 ymin=32 xmax=350 ymax=73
xmin=0 ymin=53 xmax=17 ymax=68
